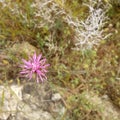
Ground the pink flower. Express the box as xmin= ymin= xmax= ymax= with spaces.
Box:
xmin=20 ymin=53 xmax=50 ymax=83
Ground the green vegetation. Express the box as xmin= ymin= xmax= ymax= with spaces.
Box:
xmin=0 ymin=0 xmax=120 ymax=119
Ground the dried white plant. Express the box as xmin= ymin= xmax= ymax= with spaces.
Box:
xmin=32 ymin=0 xmax=66 ymax=28
xmin=0 ymin=0 xmax=111 ymax=51
xmin=32 ymin=0 xmax=111 ymax=51
xmin=73 ymin=0 xmax=111 ymax=51
xmin=32 ymin=0 xmax=69 ymax=52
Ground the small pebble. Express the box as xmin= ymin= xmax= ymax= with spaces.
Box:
xmin=51 ymin=93 xmax=62 ymax=101
xmin=101 ymin=95 xmax=109 ymax=100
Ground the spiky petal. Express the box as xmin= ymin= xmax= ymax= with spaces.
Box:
xmin=20 ymin=53 xmax=50 ymax=83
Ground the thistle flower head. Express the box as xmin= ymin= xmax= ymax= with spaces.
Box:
xmin=20 ymin=53 xmax=50 ymax=83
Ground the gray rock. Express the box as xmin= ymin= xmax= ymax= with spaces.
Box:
xmin=83 ymin=91 xmax=120 ymax=120
xmin=0 ymin=85 xmax=23 ymax=120
xmin=0 ymin=83 xmax=66 ymax=120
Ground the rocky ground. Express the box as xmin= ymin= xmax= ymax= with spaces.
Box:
xmin=0 ymin=42 xmax=120 ymax=120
